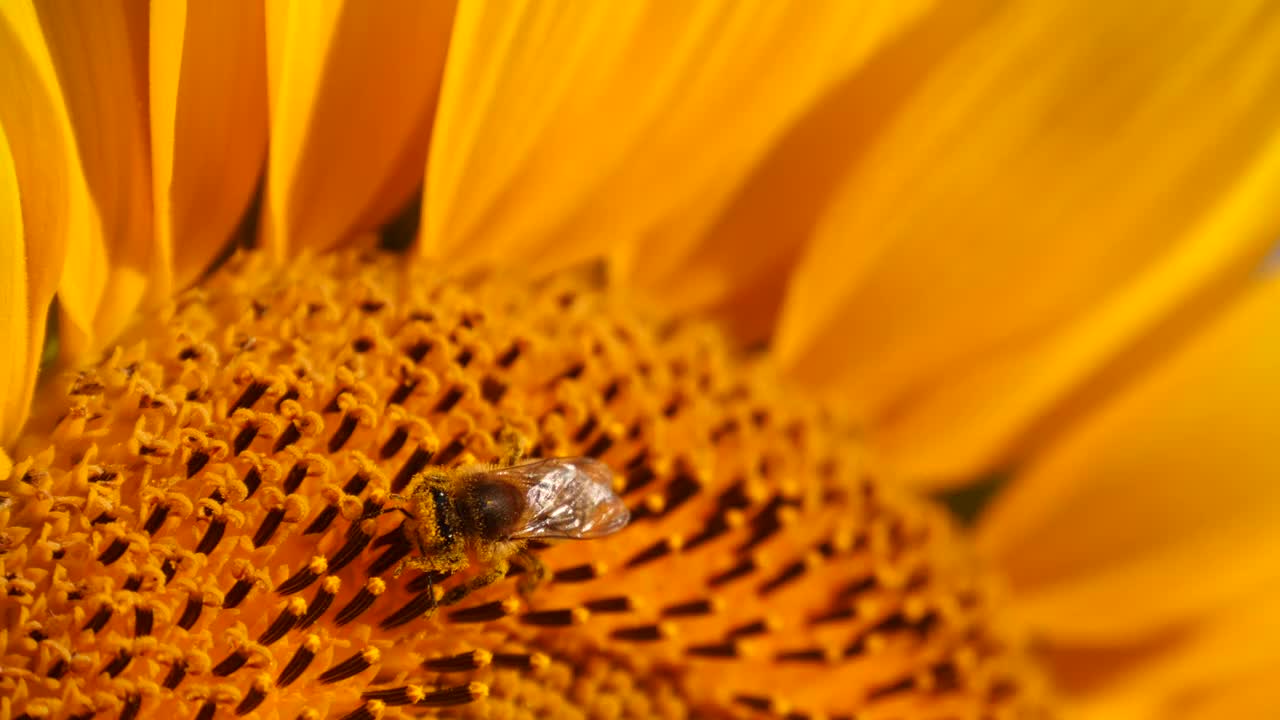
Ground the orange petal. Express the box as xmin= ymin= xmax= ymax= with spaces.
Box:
xmin=30 ymin=1 xmax=156 ymax=358
xmin=421 ymin=1 xmax=931 ymax=276
xmin=1062 ymin=579 xmax=1280 ymax=720
xmin=977 ymin=274 xmax=1280 ymax=644
xmin=774 ymin=2 xmax=1280 ymax=485
xmin=264 ymin=0 xmax=454 ymax=257
xmin=150 ymin=0 xmax=267 ymax=291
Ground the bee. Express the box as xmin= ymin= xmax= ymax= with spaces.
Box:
xmin=393 ymin=439 xmax=630 ymax=606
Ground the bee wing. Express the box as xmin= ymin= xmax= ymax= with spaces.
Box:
xmin=490 ymin=457 xmax=630 ymax=540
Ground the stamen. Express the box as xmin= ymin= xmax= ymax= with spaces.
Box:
xmin=233 ymin=423 xmax=260 ymax=455
xmin=553 ymin=562 xmax=603 ymax=582
xmin=318 ymin=646 xmax=379 ymax=684
xmin=273 ymin=422 xmax=302 ymax=452
xmin=625 ymin=537 xmax=681 ymax=568
xmin=326 ymin=524 xmax=373 ymax=574
xmin=583 ymin=596 xmax=635 ymax=614
xmin=611 ymin=623 xmax=673 ymax=642
xmin=194 ymin=517 xmax=227 ymax=555
xmin=230 ymin=380 xmax=270 ymax=415
xmin=422 ymin=649 xmax=492 ymax=673
xmin=491 ymin=652 xmax=550 ymax=670
xmin=119 ymin=693 xmax=143 ymax=720
xmin=361 ymin=685 xmax=425 ymax=706
xmin=448 ymin=599 xmax=519 ymax=623
xmin=236 ymin=681 xmax=270 ymax=715
xmin=277 ymin=635 xmax=320 ymax=687
xmin=97 ymin=538 xmax=130 ymax=565
xmin=662 ymin=598 xmax=719 ymax=617
xmin=134 ymin=607 xmax=154 ymax=636
xmin=213 ymin=649 xmax=250 ymax=676
xmin=223 ymin=577 xmax=256 ymax=609
xmin=161 ymin=660 xmax=187 ymax=689
xmin=259 ymin=598 xmax=307 ymax=645
xmin=277 ymin=556 xmax=328 ymax=595
xmin=83 ymin=604 xmax=113 ymax=632
xmin=102 ymin=650 xmax=133 ymax=677
xmin=379 ymin=588 xmax=438 ymax=630
xmin=390 ymin=446 xmax=433 ymax=493
xmin=417 ymin=683 xmax=488 ymax=707
xmin=335 ymin=578 xmax=386 ymax=626
xmin=688 ymin=641 xmax=739 ymax=659
xmin=298 ymin=576 xmax=341 ymax=629
xmin=519 ymin=607 xmax=589 ymax=627
xmin=143 ymin=504 xmax=170 ymax=534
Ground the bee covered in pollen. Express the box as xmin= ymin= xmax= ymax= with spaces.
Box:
xmin=393 ymin=438 xmax=630 ymax=606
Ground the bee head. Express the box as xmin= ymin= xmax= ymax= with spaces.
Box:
xmin=457 ymin=476 xmax=527 ymax=541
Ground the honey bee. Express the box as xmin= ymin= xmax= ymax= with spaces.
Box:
xmin=393 ymin=440 xmax=630 ymax=606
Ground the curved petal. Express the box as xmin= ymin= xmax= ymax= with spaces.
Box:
xmin=150 ymin=0 xmax=267 ymax=290
xmin=977 ymin=274 xmax=1280 ymax=643
xmin=0 ymin=125 xmax=35 ymax=446
xmin=773 ymin=1 xmax=1280 ymax=485
xmin=264 ymin=0 xmax=454 ymax=258
xmin=0 ymin=2 xmax=97 ymax=369
xmin=31 ymin=0 xmax=155 ymax=358
xmin=640 ymin=1 xmax=994 ymax=344
xmin=421 ymin=1 xmax=932 ymax=276
xmin=1062 ymin=580 xmax=1280 ymax=720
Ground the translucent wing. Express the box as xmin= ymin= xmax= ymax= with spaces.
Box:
xmin=488 ymin=457 xmax=630 ymax=540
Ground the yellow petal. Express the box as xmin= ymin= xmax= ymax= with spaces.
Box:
xmin=150 ymin=0 xmax=267 ymax=291
xmin=977 ymin=274 xmax=1280 ymax=643
xmin=774 ymin=1 xmax=1280 ymax=485
xmin=421 ymin=1 xmax=931 ymax=276
xmin=264 ymin=0 xmax=454 ymax=258
xmin=0 ymin=3 xmax=105 ymax=372
xmin=30 ymin=1 xmax=156 ymax=358
xmin=640 ymin=2 xmax=992 ymax=344
xmin=0 ymin=125 xmax=36 ymax=445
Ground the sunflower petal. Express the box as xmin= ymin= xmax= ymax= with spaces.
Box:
xmin=0 ymin=126 xmax=36 ymax=445
xmin=28 ymin=1 xmax=155 ymax=357
xmin=640 ymin=2 xmax=992 ymax=344
xmin=1064 ymin=580 xmax=1280 ymax=720
xmin=264 ymin=0 xmax=454 ymax=257
xmin=0 ymin=3 xmax=103 ymax=372
xmin=150 ymin=0 xmax=267 ymax=290
xmin=774 ymin=1 xmax=1280 ymax=485
xmin=421 ymin=1 xmax=931 ymax=276
xmin=977 ymin=274 xmax=1280 ymax=643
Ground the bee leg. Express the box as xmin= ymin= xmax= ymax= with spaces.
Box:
xmin=392 ymin=517 xmax=434 ymax=578
xmin=514 ymin=549 xmax=548 ymax=597
xmin=393 ymin=550 xmax=429 ymax=578
xmin=440 ymin=558 xmax=510 ymax=606
xmin=495 ymin=424 xmax=530 ymax=467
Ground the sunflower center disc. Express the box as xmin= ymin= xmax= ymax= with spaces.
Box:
xmin=0 ymin=248 xmax=1048 ymax=719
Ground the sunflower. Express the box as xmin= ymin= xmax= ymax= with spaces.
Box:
xmin=2 ymin=2 xmax=1278 ymax=719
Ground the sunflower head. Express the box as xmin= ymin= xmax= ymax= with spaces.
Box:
xmin=7 ymin=2 xmax=1279 ymax=718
